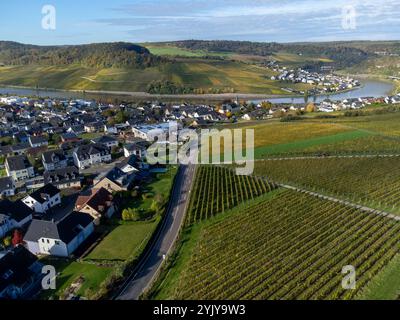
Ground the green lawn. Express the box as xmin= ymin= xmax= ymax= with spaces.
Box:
xmin=143 ymin=44 xmax=222 ymax=57
xmin=79 ymin=132 xmax=104 ymax=140
xmin=123 ymin=166 xmax=178 ymax=211
xmin=85 ymin=219 xmax=160 ymax=262
xmin=0 ymin=168 xmax=6 ymax=177
xmin=357 ymin=254 xmax=400 ymax=300
xmin=40 ymin=258 xmax=112 ymax=299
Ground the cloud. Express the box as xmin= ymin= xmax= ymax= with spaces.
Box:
xmin=92 ymin=0 xmax=400 ymax=42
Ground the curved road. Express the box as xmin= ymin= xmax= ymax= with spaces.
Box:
xmin=116 ymin=164 xmax=196 ymax=300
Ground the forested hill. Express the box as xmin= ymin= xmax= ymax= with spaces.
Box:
xmin=0 ymin=41 xmax=165 ymax=68
xmin=156 ymin=40 xmax=373 ymax=68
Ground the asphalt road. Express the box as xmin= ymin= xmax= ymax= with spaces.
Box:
xmin=116 ymin=164 xmax=196 ymax=300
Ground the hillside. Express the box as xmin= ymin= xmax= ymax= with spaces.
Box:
xmin=0 ymin=40 xmax=398 ymax=94
xmin=153 ymin=40 xmax=373 ymax=69
xmin=0 ymin=41 xmax=163 ymax=68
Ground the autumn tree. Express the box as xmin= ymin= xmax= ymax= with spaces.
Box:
xmin=12 ymin=229 xmax=24 ymax=247
xmin=306 ymin=103 xmax=317 ymax=113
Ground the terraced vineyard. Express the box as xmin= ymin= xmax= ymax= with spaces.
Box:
xmin=254 ymin=157 xmax=400 ymax=212
xmin=171 ymin=190 xmax=400 ymax=300
xmin=187 ymin=165 xmax=277 ymax=224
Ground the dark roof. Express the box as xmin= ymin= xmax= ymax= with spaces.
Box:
xmin=61 ymin=132 xmax=79 ymax=140
xmin=117 ymin=155 xmax=140 ymax=168
xmin=76 ymin=187 xmax=113 ymax=213
xmin=42 ymin=149 xmax=66 ymax=164
xmin=6 ymin=155 xmax=32 ymax=171
xmin=29 ymin=136 xmax=48 ymax=145
xmin=68 ymin=125 xmax=85 ymax=133
xmin=10 ymin=143 xmax=30 ymax=152
xmin=74 ymin=143 xmax=110 ymax=160
xmin=92 ymin=135 xmax=118 ymax=144
xmin=24 ymin=212 xmax=94 ymax=244
xmin=85 ymin=121 xmax=104 ymax=128
xmin=0 ymin=176 xmax=14 ymax=192
xmin=44 ymin=166 xmax=80 ymax=185
xmin=0 ymin=199 xmax=33 ymax=222
xmin=28 ymin=184 xmax=60 ymax=204
xmin=0 ymin=246 xmax=39 ymax=294
xmin=0 ymin=145 xmax=12 ymax=156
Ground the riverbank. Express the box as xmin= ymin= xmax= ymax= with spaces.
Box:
xmin=0 ymin=78 xmax=395 ymax=103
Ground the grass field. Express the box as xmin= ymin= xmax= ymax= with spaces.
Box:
xmin=85 ymin=219 xmax=161 ymax=262
xmin=153 ymin=189 xmax=400 ymax=300
xmin=357 ymin=254 xmax=400 ymax=300
xmin=143 ymin=44 xmax=232 ymax=58
xmin=40 ymin=258 xmax=112 ymax=299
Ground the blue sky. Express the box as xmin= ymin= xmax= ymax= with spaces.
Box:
xmin=1 ymin=0 xmax=399 ymax=45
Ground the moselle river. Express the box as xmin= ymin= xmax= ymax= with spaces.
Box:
xmin=0 ymin=80 xmax=395 ymax=103
xmin=254 ymin=80 xmax=395 ymax=104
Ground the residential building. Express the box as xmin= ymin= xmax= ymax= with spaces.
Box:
xmin=28 ymin=136 xmax=48 ymax=148
xmin=93 ymin=167 xmax=135 ymax=193
xmin=5 ymin=155 xmax=35 ymax=182
xmin=60 ymin=132 xmax=80 ymax=144
xmin=42 ymin=149 xmax=68 ymax=171
xmin=91 ymin=135 xmax=119 ymax=149
xmin=10 ymin=143 xmax=30 ymax=156
xmin=22 ymin=184 xmax=61 ymax=214
xmin=43 ymin=166 xmax=81 ymax=190
xmin=73 ymin=143 xmax=111 ymax=170
xmin=75 ymin=187 xmax=115 ymax=224
xmin=0 ymin=246 xmax=43 ymax=299
xmin=124 ymin=139 xmax=150 ymax=158
xmin=0 ymin=177 xmax=15 ymax=197
xmin=84 ymin=121 xmax=104 ymax=133
xmin=0 ymin=200 xmax=33 ymax=238
xmin=24 ymin=212 xmax=95 ymax=257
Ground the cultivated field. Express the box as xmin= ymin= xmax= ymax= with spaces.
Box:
xmin=254 ymin=157 xmax=400 ymax=213
xmin=0 ymin=59 xmax=311 ymax=94
xmin=156 ymin=189 xmax=400 ymax=300
xmin=187 ymin=166 xmax=277 ymax=224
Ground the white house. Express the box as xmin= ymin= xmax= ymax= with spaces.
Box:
xmin=131 ymin=123 xmax=175 ymax=142
xmin=0 ymin=177 xmax=15 ymax=197
xmin=24 ymin=212 xmax=94 ymax=257
xmin=123 ymin=139 xmax=150 ymax=159
xmin=5 ymin=155 xmax=35 ymax=182
xmin=22 ymin=184 xmax=61 ymax=214
xmin=42 ymin=149 xmax=68 ymax=171
xmin=28 ymin=136 xmax=48 ymax=148
xmin=73 ymin=143 xmax=111 ymax=170
xmin=0 ymin=200 xmax=33 ymax=238
xmin=91 ymin=136 xmax=119 ymax=149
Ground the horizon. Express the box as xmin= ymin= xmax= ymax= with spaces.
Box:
xmin=3 ymin=38 xmax=400 ymax=47
xmin=1 ymin=0 xmax=399 ymax=45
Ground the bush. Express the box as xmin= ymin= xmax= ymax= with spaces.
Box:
xmin=122 ymin=208 xmax=141 ymax=221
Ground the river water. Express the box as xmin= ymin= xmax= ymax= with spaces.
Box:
xmin=255 ymin=80 xmax=395 ymax=104
xmin=0 ymin=80 xmax=395 ymax=103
